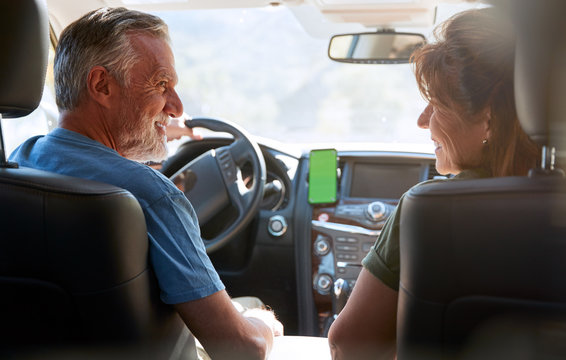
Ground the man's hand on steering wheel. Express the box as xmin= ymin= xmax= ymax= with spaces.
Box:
xmin=166 ymin=113 xmax=202 ymax=141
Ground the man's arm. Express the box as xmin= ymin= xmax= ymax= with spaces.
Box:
xmin=327 ymin=268 xmax=398 ymax=360
xmin=175 ymin=289 xmax=282 ymax=360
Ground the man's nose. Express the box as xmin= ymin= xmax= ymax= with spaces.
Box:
xmin=165 ymin=88 xmax=184 ymax=119
xmin=417 ymin=104 xmax=432 ymax=129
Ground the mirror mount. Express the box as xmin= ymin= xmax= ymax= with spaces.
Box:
xmin=328 ymin=30 xmax=426 ymax=64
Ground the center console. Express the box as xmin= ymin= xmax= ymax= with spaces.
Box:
xmin=307 ymin=153 xmax=436 ymax=335
xmin=310 ymin=200 xmax=395 ymax=333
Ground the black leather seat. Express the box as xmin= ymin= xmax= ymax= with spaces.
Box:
xmin=396 ymin=1 xmax=566 ymax=359
xmin=397 ymin=176 xmax=566 ymax=359
xmin=0 ymin=1 xmax=195 ymax=358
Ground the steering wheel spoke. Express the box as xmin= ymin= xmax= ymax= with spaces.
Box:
xmin=227 ymin=139 xmax=252 ymax=165
xmin=215 ymin=147 xmax=238 ymax=184
xmin=169 ymin=118 xmax=266 ymax=253
xmin=226 ymin=182 xmax=246 ymax=212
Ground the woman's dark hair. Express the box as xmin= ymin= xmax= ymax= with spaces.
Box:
xmin=412 ymin=7 xmax=540 ymax=176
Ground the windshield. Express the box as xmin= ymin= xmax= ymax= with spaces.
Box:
xmin=2 ymin=5 xmax=433 ymax=156
xmin=156 ymin=7 xmax=430 ymax=147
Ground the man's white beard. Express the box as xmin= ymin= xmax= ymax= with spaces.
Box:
xmin=121 ymin=133 xmax=168 ymax=163
xmin=117 ymin=96 xmax=169 ymax=163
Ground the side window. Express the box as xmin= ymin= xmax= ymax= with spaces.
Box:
xmin=1 ymin=45 xmax=58 ymax=156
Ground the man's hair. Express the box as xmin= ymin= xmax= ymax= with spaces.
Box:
xmin=412 ymin=7 xmax=540 ymax=176
xmin=54 ymin=7 xmax=169 ymax=111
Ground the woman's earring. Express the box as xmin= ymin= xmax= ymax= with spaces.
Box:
xmin=482 ymin=139 xmax=488 ymax=145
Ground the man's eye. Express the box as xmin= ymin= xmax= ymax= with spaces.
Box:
xmin=158 ymin=81 xmax=167 ymax=88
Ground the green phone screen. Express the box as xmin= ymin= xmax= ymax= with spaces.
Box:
xmin=308 ymin=149 xmax=337 ymax=204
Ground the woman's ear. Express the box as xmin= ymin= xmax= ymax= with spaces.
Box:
xmin=483 ymin=108 xmax=492 ymax=141
xmin=86 ymin=66 xmax=116 ymax=108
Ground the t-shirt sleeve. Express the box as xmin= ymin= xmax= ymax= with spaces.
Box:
xmin=144 ymin=192 xmax=225 ymax=304
xmin=361 ymin=196 xmax=403 ymax=291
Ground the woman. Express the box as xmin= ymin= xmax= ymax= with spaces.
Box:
xmin=327 ymin=7 xmax=540 ymax=360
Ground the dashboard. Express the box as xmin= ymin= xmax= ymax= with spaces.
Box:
xmin=160 ymin=137 xmax=437 ymax=336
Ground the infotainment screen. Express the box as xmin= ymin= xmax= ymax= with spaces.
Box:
xmin=349 ymin=163 xmax=422 ymax=199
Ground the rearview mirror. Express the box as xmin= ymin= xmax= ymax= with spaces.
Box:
xmin=328 ymin=32 xmax=426 ymax=64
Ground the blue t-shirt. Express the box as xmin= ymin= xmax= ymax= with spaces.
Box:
xmin=9 ymin=128 xmax=225 ymax=304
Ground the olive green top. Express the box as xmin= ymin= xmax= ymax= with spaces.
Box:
xmin=361 ymin=168 xmax=489 ymax=290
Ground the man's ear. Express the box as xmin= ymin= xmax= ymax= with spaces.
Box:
xmin=86 ymin=66 xmax=117 ymax=108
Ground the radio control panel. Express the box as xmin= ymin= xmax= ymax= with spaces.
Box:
xmin=334 ymin=201 xmax=395 ymax=229
xmin=311 ymin=218 xmax=382 ymax=296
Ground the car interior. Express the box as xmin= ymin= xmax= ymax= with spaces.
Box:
xmin=1 ymin=0 xmax=566 ymax=359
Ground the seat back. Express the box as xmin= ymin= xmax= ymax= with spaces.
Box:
xmin=397 ymin=176 xmax=566 ymax=359
xmin=0 ymin=0 xmax=196 ymax=358
xmin=0 ymin=169 xmax=189 ymax=352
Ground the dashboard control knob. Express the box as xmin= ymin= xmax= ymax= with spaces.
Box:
xmin=366 ymin=201 xmax=387 ymax=222
xmin=314 ymin=274 xmax=333 ymax=294
xmin=314 ymin=235 xmax=331 ymax=256
xmin=268 ymin=215 xmax=288 ymax=236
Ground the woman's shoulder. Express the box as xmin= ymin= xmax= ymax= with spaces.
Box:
xmin=453 ymin=168 xmax=490 ymax=179
xmin=405 ymin=168 xmax=490 ymax=194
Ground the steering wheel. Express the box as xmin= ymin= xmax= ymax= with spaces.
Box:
xmin=169 ymin=118 xmax=266 ymax=253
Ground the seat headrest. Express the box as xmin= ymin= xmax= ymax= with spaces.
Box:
xmin=512 ymin=0 xmax=566 ymax=150
xmin=0 ymin=0 xmax=49 ymax=118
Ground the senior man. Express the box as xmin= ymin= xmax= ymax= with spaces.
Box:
xmin=9 ymin=7 xmax=281 ymax=360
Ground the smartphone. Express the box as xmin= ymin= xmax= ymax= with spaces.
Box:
xmin=308 ymin=149 xmax=338 ymax=204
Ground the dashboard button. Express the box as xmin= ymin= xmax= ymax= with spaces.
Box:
xmin=338 ymin=254 xmax=358 ymax=260
xmin=336 ymin=245 xmax=358 ymax=252
xmin=366 ymin=201 xmax=387 ymax=222
xmin=314 ymin=274 xmax=333 ymax=295
xmin=314 ymin=235 xmax=331 ymax=256
xmin=268 ymin=215 xmax=288 ymax=236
